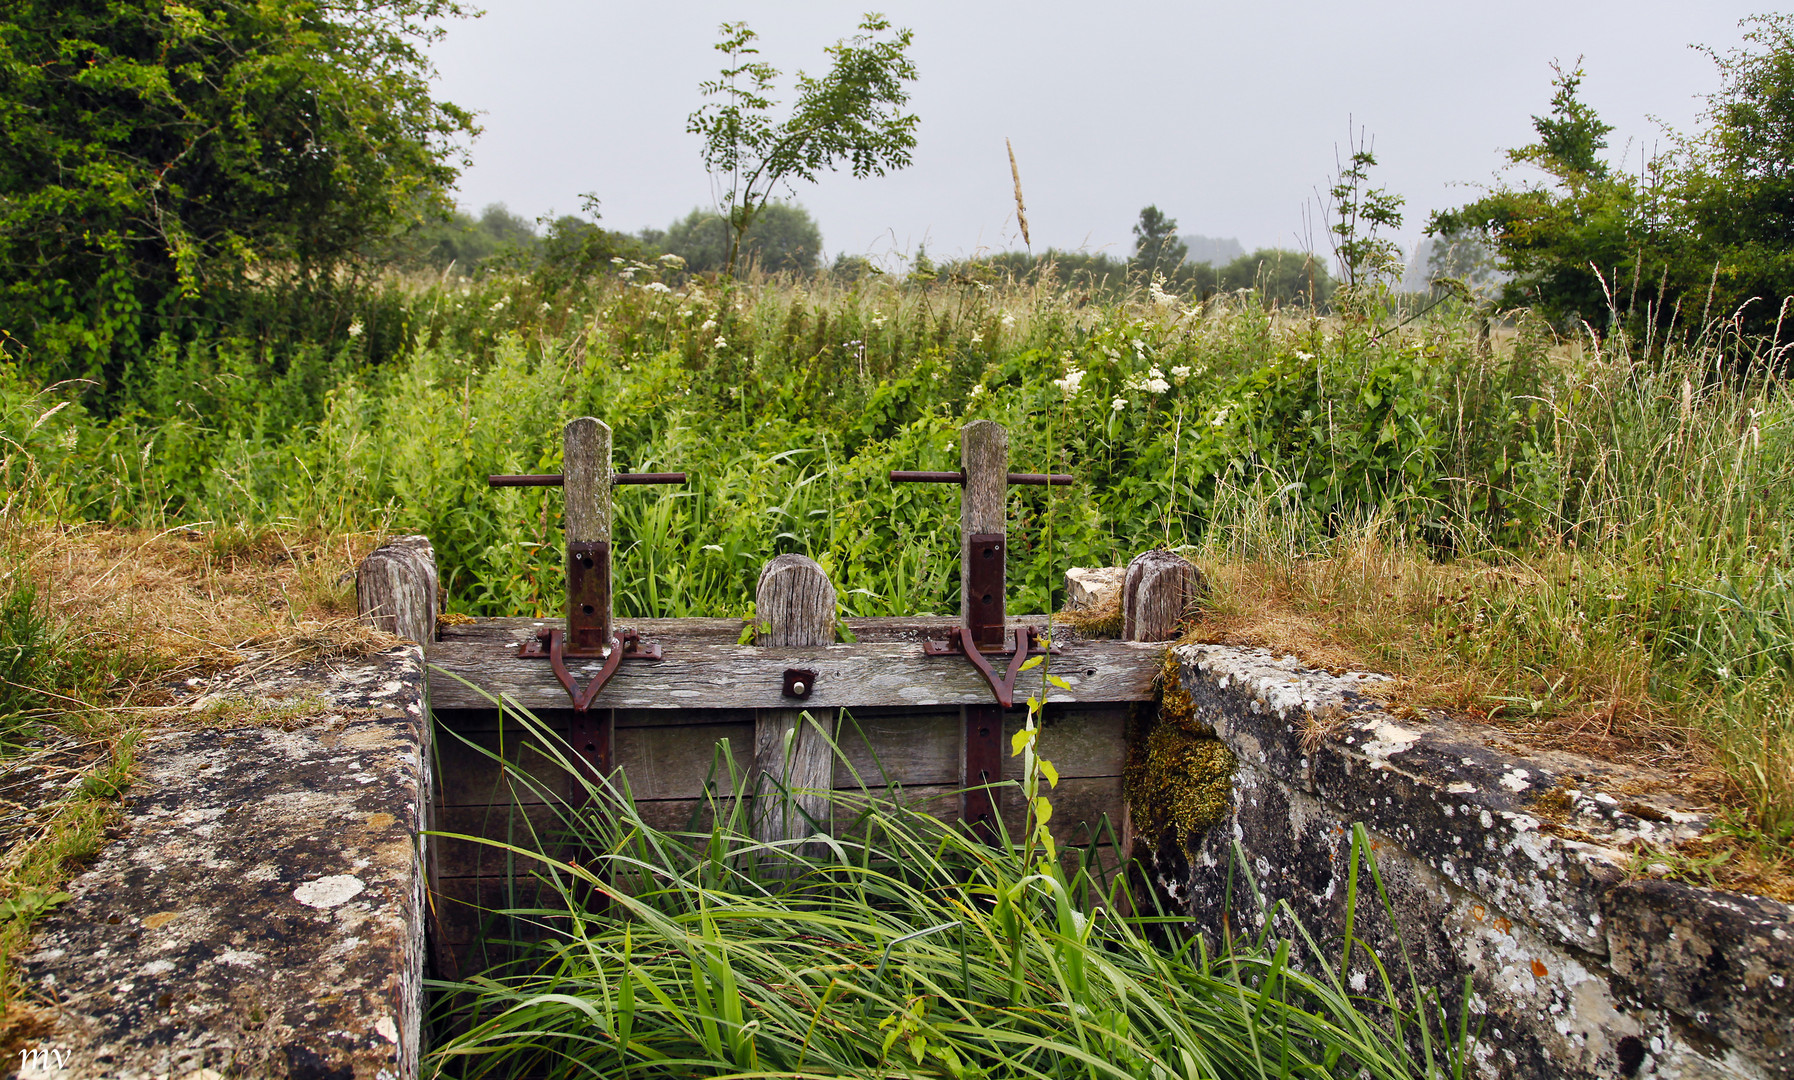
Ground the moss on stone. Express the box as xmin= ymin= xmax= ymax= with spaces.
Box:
xmin=1124 ymin=651 xmax=1235 ymax=848
xmin=1126 ymin=725 xmax=1235 ymax=847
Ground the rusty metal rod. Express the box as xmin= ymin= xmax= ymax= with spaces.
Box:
xmin=488 ymin=472 xmax=687 ymax=487
xmin=888 ymin=470 xmax=1074 ymax=486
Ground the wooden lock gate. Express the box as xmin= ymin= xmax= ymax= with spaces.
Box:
xmin=378 ymin=417 xmax=1199 ymax=968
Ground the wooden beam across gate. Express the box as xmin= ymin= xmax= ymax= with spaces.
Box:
xmin=425 ymin=616 xmax=1166 ymax=713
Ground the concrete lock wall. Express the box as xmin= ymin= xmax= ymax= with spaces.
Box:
xmin=1149 ymin=643 xmax=1794 ymax=1080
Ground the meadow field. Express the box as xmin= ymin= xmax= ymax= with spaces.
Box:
xmin=3 ymin=261 xmax=1792 ymax=1072
xmin=6 ymin=265 xmax=1789 ymax=858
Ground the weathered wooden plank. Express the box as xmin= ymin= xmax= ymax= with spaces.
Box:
xmin=437 ymin=614 xmax=1107 ymax=651
xmin=614 ymin=722 xmax=755 ymax=801
xmin=754 ymin=555 xmax=837 ymax=851
xmin=836 ymin=710 xmax=961 ymax=786
xmin=836 ymin=707 xmax=1127 ymax=787
xmin=832 ymin=776 xmax=1124 ymax=849
xmin=437 ymin=708 xmax=1124 ymax=798
xmin=435 ymin=729 xmax=572 ymax=806
xmin=435 ymin=802 xmax=566 ymax=879
xmin=426 ymin=635 xmax=1164 ymax=711
xmin=960 ymin=419 xmax=1008 ymax=630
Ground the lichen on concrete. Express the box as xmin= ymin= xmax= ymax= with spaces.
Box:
xmin=11 ymin=645 xmax=431 ymax=1080
xmin=1150 ymin=642 xmax=1794 ymax=1080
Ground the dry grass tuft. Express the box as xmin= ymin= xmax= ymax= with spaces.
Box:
xmin=1181 ymin=551 xmax=1704 ymax=784
xmin=1053 ymin=593 xmax=1122 ymax=638
xmin=6 ymin=523 xmax=384 ymax=693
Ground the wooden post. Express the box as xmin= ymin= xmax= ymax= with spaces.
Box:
xmin=753 ymin=554 xmax=838 ymax=854
xmin=356 ymin=535 xmax=438 ymax=644
xmin=563 ymin=417 xmax=615 ymax=781
xmin=563 ymin=416 xmax=613 ymax=649
xmin=960 ymin=420 xmax=1008 ymax=840
xmin=1122 ymin=549 xmax=1200 ymax=642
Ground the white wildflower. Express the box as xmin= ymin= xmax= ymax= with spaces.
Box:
xmin=346 ymin=319 xmax=363 ymax=338
xmin=700 ymin=318 xmax=718 ymax=333
xmin=619 ymin=268 xmax=635 ymax=280
xmin=714 ymin=336 xmax=728 ymax=349
xmin=642 ymin=281 xmax=671 ymax=294
xmin=1294 ymin=350 xmax=1315 ymax=361
xmin=539 ymin=301 xmax=552 ymax=313
xmin=610 ymin=256 xmax=625 ymax=264
xmin=1000 ymin=311 xmax=1016 ymax=328
xmin=971 ymin=332 xmax=984 ymax=345
xmin=489 ymin=298 xmax=507 ymax=313
xmin=659 ymin=253 xmax=686 ymax=268
xmin=1053 ymin=368 xmax=1085 ymax=397
xmin=1148 ymin=278 xmax=1179 ymax=306
xmin=1112 ymin=396 xmax=1128 ymax=411
xmin=1144 ymin=377 xmax=1170 ymax=394
xmin=871 ymin=313 xmax=887 ymax=328
xmin=969 ymin=384 xmax=987 ymax=398
xmin=1171 ymin=365 xmax=1191 ymax=380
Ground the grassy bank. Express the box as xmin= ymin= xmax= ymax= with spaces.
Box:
xmin=1 ymin=265 xmax=1790 ymax=883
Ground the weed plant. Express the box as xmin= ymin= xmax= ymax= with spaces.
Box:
xmin=426 ymin=699 xmax=1472 ymax=1080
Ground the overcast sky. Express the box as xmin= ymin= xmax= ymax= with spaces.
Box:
xmin=428 ymin=2 xmax=1767 ymax=268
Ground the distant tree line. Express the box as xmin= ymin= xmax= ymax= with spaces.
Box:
xmin=390 ymin=199 xmax=824 ymax=280
xmin=917 ymin=204 xmax=1332 ymax=308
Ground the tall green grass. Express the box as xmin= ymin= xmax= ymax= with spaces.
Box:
xmin=3 ymin=268 xmax=1791 ymax=830
xmin=426 ymin=699 xmax=1473 ymax=1079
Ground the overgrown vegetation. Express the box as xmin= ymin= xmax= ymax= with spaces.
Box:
xmin=3 ymin=262 xmax=1791 ymax=863
xmin=426 ymin=703 xmax=1473 ymax=1079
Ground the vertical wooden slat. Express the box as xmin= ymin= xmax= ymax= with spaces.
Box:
xmin=753 ymin=554 xmax=838 ymax=854
xmin=959 ymin=420 xmax=1009 ymax=840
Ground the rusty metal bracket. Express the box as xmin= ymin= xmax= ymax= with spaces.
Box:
xmin=782 ymin=668 xmax=817 ymax=699
xmin=521 ymin=626 xmax=661 ymax=712
xmin=923 ymin=625 xmax=1057 ymax=708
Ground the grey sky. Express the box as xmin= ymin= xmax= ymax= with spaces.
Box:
xmin=428 ymin=2 xmax=1766 ymax=268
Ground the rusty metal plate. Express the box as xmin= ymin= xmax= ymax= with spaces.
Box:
xmin=966 ymin=532 xmax=1006 ymax=648
xmin=567 ymin=540 xmax=611 ymax=654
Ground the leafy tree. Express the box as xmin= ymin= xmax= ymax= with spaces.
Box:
xmin=654 ymin=201 xmax=822 ymax=275
xmin=1424 ymin=229 xmax=1505 ymax=296
xmin=1326 ymin=131 xmax=1405 ymax=292
xmin=1428 ymin=63 xmax=1643 ymax=329
xmin=0 ymin=0 xmax=478 ymax=385
xmin=687 ymin=15 xmax=917 ymax=278
xmin=1131 ymin=205 xmax=1189 ymax=281
xmin=534 ymin=201 xmax=641 ymax=290
xmin=1509 ymin=61 xmax=1613 ymax=180
xmin=1431 ymin=35 xmax=1794 ymax=343
xmin=1679 ymin=15 xmax=1794 ymax=337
